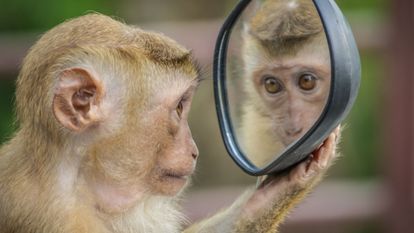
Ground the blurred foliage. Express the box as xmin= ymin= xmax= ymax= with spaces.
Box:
xmin=9 ymin=0 xmax=388 ymax=31
xmin=0 ymin=77 xmax=15 ymax=143
xmin=332 ymin=1 xmax=386 ymax=179
xmin=0 ymin=0 xmax=238 ymax=32
xmin=337 ymin=0 xmax=387 ymax=12
xmin=122 ymin=0 xmax=236 ymax=23
xmin=336 ymin=52 xmax=384 ymax=179
xmin=0 ymin=0 xmax=117 ymax=32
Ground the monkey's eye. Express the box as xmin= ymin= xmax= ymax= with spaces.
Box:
xmin=264 ymin=76 xmax=283 ymax=94
xmin=176 ymin=101 xmax=184 ymax=118
xmin=298 ymin=74 xmax=317 ymax=91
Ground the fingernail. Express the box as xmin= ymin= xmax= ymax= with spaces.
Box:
xmin=321 ymin=149 xmax=329 ymax=168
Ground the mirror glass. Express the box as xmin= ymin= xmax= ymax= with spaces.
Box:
xmin=225 ymin=0 xmax=331 ymax=169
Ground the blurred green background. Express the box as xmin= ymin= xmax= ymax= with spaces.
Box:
xmin=0 ymin=0 xmax=390 ymax=232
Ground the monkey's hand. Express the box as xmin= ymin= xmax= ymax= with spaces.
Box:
xmin=183 ymin=127 xmax=340 ymax=233
xmin=234 ymin=127 xmax=341 ymax=232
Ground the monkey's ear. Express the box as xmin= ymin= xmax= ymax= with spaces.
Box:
xmin=53 ymin=68 xmax=104 ymax=132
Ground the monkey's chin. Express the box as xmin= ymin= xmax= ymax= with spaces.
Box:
xmin=165 ymin=175 xmax=188 ymax=188
xmin=156 ymin=174 xmax=190 ymax=196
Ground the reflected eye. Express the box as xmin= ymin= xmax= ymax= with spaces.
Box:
xmin=264 ymin=76 xmax=283 ymax=94
xmin=176 ymin=101 xmax=184 ymax=118
xmin=298 ymin=74 xmax=317 ymax=91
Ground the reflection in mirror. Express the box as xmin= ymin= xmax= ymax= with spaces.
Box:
xmin=226 ymin=0 xmax=331 ymax=168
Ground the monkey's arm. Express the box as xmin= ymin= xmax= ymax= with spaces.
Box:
xmin=184 ymin=128 xmax=340 ymax=233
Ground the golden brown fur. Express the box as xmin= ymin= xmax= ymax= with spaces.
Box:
xmin=0 ymin=13 xmax=199 ymax=233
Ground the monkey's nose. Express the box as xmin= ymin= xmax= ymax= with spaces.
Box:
xmin=190 ymin=139 xmax=199 ymax=160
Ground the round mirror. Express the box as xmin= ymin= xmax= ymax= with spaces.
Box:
xmin=214 ymin=0 xmax=360 ymax=175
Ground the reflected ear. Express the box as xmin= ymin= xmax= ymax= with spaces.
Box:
xmin=53 ymin=67 xmax=104 ymax=132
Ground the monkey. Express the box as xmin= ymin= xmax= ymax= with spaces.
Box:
xmin=0 ymin=9 xmax=338 ymax=233
xmin=0 ymin=13 xmax=201 ymax=233
xmin=236 ymin=0 xmax=332 ymax=167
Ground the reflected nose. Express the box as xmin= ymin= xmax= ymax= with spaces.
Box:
xmin=285 ymin=127 xmax=303 ymax=137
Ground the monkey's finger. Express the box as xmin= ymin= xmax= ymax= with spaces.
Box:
xmin=309 ymin=132 xmax=336 ymax=171
xmin=285 ymin=156 xmax=315 ymax=185
xmin=333 ymin=125 xmax=341 ymax=142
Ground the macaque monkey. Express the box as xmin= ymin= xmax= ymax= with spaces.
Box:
xmin=0 ymin=6 xmax=338 ymax=233
xmin=238 ymin=0 xmax=331 ymax=167
xmin=0 ymin=13 xmax=201 ymax=233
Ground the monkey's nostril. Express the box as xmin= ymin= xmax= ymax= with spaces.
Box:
xmin=286 ymin=127 xmax=303 ymax=137
xmin=192 ymin=153 xmax=198 ymax=160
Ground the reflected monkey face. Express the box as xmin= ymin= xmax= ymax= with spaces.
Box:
xmin=247 ymin=40 xmax=331 ymax=146
xmin=224 ymin=0 xmax=337 ymax=168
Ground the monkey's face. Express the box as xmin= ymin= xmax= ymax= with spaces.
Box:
xmin=24 ymin=14 xmax=201 ymax=216
xmin=248 ymin=45 xmax=330 ymax=146
xmin=144 ymin=73 xmax=200 ymax=196
xmin=51 ymin=61 xmax=201 ymax=214
xmin=84 ymin=65 xmax=199 ymax=203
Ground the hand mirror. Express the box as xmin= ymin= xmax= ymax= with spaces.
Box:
xmin=213 ymin=0 xmax=361 ymax=175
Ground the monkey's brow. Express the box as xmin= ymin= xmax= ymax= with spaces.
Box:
xmin=192 ymin=61 xmax=210 ymax=85
xmin=189 ymin=77 xmax=202 ymax=92
xmin=194 ymin=75 xmax=205 ymax=86
xmin=191 ymin=67 xmax=204 ymax=87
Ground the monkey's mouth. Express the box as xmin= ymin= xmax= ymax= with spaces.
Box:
xmin=163 ymin=170 xmax=192 ymax=181
xmin=165 ymin=173 xmax=187 ymax=180
xmin=279 ymin=133 xmax=303 ymax=147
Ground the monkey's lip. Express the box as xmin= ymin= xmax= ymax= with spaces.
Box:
xmin=163 ymin=171 xmax=192 ymax=180
xmin=280 ymin=135 xmax=300 ymax=147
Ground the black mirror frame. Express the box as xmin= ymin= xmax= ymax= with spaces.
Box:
xmin=213 ymin=0 xmax=361 ymax=176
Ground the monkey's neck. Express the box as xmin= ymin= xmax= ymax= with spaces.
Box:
xmin=0 ymin=129 xmax=59 ymax=178
xmin=0 ymin=129 xmax=110 ymax=232
xmin=107 ymin=195 xmax=185 ymax=233
xmin=1 ymin=129 xmax=97 ymax=216
xmin=10 ymin=128 xmax=80 ymax=183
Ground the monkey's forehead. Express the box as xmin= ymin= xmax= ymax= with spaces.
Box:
xmin=31 ymin=13 xmax=194 ymax=67
xmin=127 ymin=67 xmax=199 ymax=111
xmin=248 ymin=0 xmax=323 ymax=43
xmin=141 ymin=61 xmax=200 ymax=86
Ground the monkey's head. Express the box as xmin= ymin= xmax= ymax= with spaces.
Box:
xmin=241 ymin=0 xmax=330 ymax=152
xmin=15 ymin=14 xmax=199 ymax=213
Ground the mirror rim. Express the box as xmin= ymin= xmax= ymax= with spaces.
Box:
xmin=213 ymin=0 xmax=361 ymax=175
